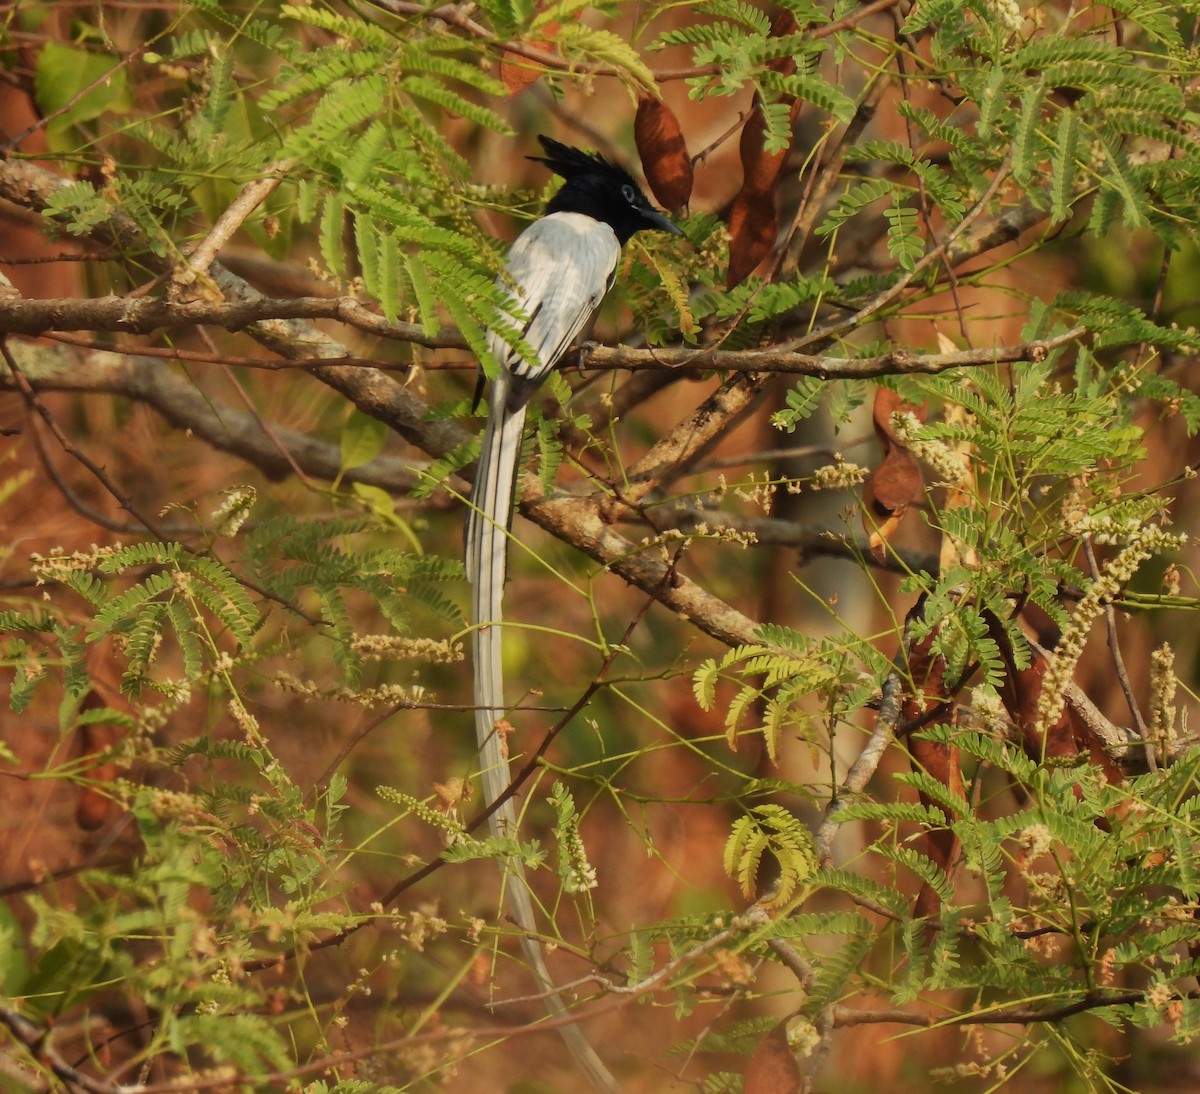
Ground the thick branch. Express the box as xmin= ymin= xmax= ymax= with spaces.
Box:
xmin=523 ymin=489 xmax=762 ymax=648
xmin=584 ymin=328 xmax=1081 ymax=378
xmin=1 ymin=340 xmax=429 ymax=494
xmin=618 ymin=370 xmax=770 ymax=508
xmin=0 ymin=291 xmax=458 ymax=347
xmin=0 ymin=297 xmax=1082 ymax=379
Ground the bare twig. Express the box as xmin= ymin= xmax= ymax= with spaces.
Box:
xmin=173 ymin=162 xmax=293 ymax=298
xmin=0 ymin=1004 xmax=127 ymax=1094
xmin=25 ymin=410 xmax=135 ymax=534
xmin=0 ymin=337 xmax=165 ymax=538
xmin=1083 ymin=537 xmax=1154 ymax=769
xmin=816 ymin=669 xmax=903 ymax=865
xmin=3 ymin=44 xmax=147 ymax=153
xmin=790 ymin=154 xmax=1016 ymax=356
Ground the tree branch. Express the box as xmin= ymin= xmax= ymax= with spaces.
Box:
xmin=0 ymin=1004 xmax=124 ymax=1094
xmin=0 ymin=339 xmax=432 ymax=495
xmin=522 ymin=488 xmax=764 ymax=648
xmin=0 ymin=296 xmax=1082 ymax=379
xmin=583 ymin=328 xmax=1081 ymax=378
xmin=0 ymin=291 xmax=459 ymax=347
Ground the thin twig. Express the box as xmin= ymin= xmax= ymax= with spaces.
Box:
xmin=0 ymin=336 xmax=165 ymax=538
xmin=788 ymin=153 xmax=1016 ymax=355
xmin=1082 ymin=537 xmax=1154 ymax=769
xmin=173 ymin=162 xmax=293 ymax=297
xmin=3 ymin=44 xmax=147 ymax=153
xmin=815 ymin=669 xmax=903 ymax=865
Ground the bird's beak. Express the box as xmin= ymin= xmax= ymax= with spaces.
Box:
xmin=644 ymin=209 xmax=685 ymax=236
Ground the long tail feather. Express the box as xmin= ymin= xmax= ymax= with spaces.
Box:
xmin=468 ymin=379 xmax=619 ymax=1092
xmin=468 ymin=375 xmax=526 ymax=818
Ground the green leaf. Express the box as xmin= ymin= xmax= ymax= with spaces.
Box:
xmin=767 ymin=72 xmax=853 ymax=123
xmin=724 ymin=804 xmax=816 ymax=906
xmin=549 ymin=782 xmax=597 ymax=893
xmin=340 ymin=411 xmax=389 ymax=471
xmin=321 ymin=193 xmax=347 ymax=278
xmin=0 ymin=900 xmax=27 ymax=992
xmin=1050 ymin=108 xmax=1081 ymax=224
xmin=87 ymin=571 xmax=176 ymax=641
xmin=34 ymin=42 xmax=132 ymax=148
xmin=555 ymin=24 xmax=658 ymax=92
xmin=771 ymin=376 xmax=824 ymax=432
xmin=1011 ymin=84 xmax=1046 ymax=189
xmin=815 ymin=177 xmax=893 ymax=237
xmin=884 ymin=198 xmax=923 ymax=271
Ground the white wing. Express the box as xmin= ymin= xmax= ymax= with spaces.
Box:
xmin=488 ymin=211 xmax=620 ymax=390
xmin=467 ymin=209 xmax=621 ymax=582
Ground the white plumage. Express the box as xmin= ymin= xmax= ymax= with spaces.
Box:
xmin=462 ymin=138 xmax=678 ymax=1092
xmin=467 ymin=211 xmax=619 ymax=816
xmin=499 ymin=212 xmax=620 ymax=383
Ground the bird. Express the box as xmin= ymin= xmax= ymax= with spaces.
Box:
xmin=465 ymin=135 xmax=682 ymax=1091
xmin=466 ymin=136 xmax=683 ymax=611
xmin=467 ymin=136 xmax=683 ymax=814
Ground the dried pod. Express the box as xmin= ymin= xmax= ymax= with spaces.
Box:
xmin=900 ymin=625 xmax=964 ymax=921
xmin=744 ymin=1018 xmax=802 ymax=1094
xmin=498 ymin=25 xmax=560 ymax=95
xmin=75 ymin=691 xmax=122 ymax=831
xmin=726 ymin=188 xmax=778 ymax=287
xmin=766 ymin=8 xmax=799 ymax=72
xmin=738 ymin=94 xmax=802 ymax=195
xmin=862 ymin=446 xmax=924 ymax=560
xmin=987 ymin=613 xmax=1085 ymax=764
xmin=871 ymin=385 xmax=927 ymax=444
xmin=736 ymin=11 xmax=802 ymax=193
xmin=634 ymin=96 xmax=693 ymax=212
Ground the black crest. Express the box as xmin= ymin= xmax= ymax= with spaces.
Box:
xmin=529 ymin=136 xmax=628 ymax=183
xmin=528 ymin=135 xmax=682 ymax=244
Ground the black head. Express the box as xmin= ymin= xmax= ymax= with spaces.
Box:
xmin=530 ymin=135 xmax=683 ymax=245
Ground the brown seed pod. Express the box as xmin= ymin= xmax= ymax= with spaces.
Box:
xmin=634 ymin=95 xmax=693 ymax=212
xmin=498 ymin=24 xmax=560 ymax=95
xmin=744 ymin=1017 xmax=802 ymax=1094
xmin=726 ymin=188 xmax=778 ymax=287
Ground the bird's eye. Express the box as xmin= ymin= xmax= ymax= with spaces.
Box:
xmin=621 ymin=184 xmax=637 ymax=204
